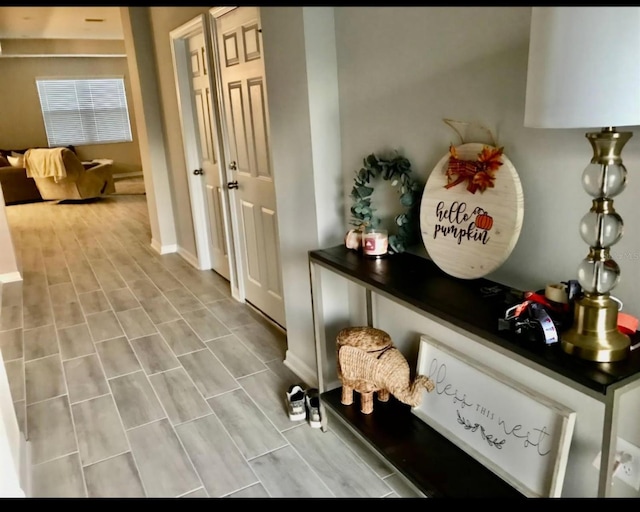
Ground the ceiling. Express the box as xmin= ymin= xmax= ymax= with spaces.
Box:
xmin=0 ymin=7 xmax=123 ymax=40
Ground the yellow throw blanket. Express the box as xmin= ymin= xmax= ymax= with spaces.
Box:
xmin=24 ymin=148 xmax=67 ymax=183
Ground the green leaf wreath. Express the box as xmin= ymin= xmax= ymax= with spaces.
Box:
xmin=349 ymin=151 xmax=423 ymax=254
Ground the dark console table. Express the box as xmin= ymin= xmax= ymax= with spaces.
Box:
xmin=308 ymin=245 xmax=640 ymax=498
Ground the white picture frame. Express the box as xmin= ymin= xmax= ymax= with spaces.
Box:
xmin=413 ymin=333 xmax=576 ymax=497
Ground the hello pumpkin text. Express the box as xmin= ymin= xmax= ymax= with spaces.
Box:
xmin=433 ymin=201 xmax=492 ymax=246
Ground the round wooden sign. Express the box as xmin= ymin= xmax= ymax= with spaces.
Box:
xmin=420 ymin=143 xmax=524 ymax=279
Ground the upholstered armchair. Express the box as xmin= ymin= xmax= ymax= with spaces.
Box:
xmin=25 ymin=148 xmax=115 ymax=201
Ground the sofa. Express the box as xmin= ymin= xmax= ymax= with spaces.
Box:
xmin=0 ymin=162 xmax=43 ymax=205
xmin=0 ymin=147 xmax=50 ymax=205
xmin=26 ymin=148 xmax=115 ymax=201
xmin=0 ymin=145 xmax=114 ymax=203
xmin=0 ymin=146 xmax=77 ymax=205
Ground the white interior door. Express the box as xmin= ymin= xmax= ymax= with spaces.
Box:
xmin=187 ymin=30 xmax=230 ymax=280
xmin=212 ymin=6 xmax=285 ymax=328
xmin=170 ymin=15 xmax=233 ymax=282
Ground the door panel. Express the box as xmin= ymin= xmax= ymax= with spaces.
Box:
xmin=241 ymin=200 xmax=260 ymax=282
xmin=261 ymin=206 xmax=282 ymax=296
xmin=194 ymin=91 xmax=213 ymax=163
xmin=242 ymin=23 xmax=261 ymax=61
xmin=247 ymin=78 xmax=270 ymax=178
xmin=216 ymin=6 xmax=285 ymax=327
xmin=227 ymin=82 xmax=250 ymax=174
xmin=206 ymin=185 xmax=227 ymax=260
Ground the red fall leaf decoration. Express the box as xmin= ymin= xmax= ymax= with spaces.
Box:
xmin=445 ymin=145 xmax=504 ymax=194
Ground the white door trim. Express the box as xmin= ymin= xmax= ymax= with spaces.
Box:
xmin=210 ymin=6 xmax=237 ymax=18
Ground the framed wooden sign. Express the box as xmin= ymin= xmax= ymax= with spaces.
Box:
xmin=413 ymin=334 xmax=576 ymax=497
xmin=420 ymin=143 xmax=524 ymax=279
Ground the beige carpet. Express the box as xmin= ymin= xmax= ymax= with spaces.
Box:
xmin=113 ymin=176 xmax=146 ymax=195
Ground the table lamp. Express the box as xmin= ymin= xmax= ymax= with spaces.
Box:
xmin=524 ymin=7 xmax=640 ymax=362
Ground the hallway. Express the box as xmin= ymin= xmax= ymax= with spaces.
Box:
xmin=0 ymin=192 xmax=420 ymax=498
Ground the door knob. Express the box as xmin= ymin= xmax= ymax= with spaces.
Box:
xmin=193 ymin=169 xmax=204 ymax=175
xmin=229 ymin=161 xmax=237 ymax=171
xmin=227 ymin=181 xmax=239 ymax=189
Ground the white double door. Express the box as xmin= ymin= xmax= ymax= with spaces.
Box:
xmin=176 ymin=7 xmax=285 ymax=328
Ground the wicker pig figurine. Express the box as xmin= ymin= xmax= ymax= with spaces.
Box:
xmin=336 ymin=326 xmax=435 ymax=414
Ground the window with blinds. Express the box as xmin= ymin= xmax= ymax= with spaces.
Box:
xmin=35 ymin=78 xmax=133 ymax=147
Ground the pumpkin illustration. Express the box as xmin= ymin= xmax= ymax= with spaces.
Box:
xmin=476 ymin=213 xmax=493 ymax=231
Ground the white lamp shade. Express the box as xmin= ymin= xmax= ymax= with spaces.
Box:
xmin=524 ymin=7 xmax=640 ymax=129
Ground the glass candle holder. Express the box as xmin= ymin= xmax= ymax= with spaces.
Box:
xmin=362 ymin=228 xmax=388 ymax=257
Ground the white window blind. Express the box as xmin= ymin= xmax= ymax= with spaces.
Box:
xmin=36 ymin=78 xmax=133 ymax=147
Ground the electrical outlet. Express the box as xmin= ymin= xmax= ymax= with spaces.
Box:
xmin=593 ymin=437 xmax=640 ymax=491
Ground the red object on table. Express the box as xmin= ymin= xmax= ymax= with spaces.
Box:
xmin=618 ymin=312 xmax=639 ymax=336
xmin=523 ymin=290 xmax=569 ymax=314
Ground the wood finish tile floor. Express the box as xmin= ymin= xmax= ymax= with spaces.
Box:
xmin=0 ymin=192 xmax=421 ymax=498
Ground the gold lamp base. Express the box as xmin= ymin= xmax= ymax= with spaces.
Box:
xmin=561 ymin=294 xmax=630 ymax=362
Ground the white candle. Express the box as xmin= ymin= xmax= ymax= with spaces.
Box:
xmin=362 ymin=229 xmax=388 ymax=257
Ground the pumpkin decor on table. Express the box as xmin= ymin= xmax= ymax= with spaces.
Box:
xmin=348 ymin=151 xmax=423 ymax=254
xmin=344 ymin=228 xmax=362 ymax=250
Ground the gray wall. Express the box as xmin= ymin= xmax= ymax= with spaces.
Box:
xmin=259 ymin=4 xmax=640 ymax=384
xmin=334 ymin=6 xmax=640 ymax=310
xmin=261 ymin=7 xmax=344 ymax=381
xmin=260 ymin=6 xmax=640 ymax=497
xmin=146 ymin=6 xmax=216 ymax=263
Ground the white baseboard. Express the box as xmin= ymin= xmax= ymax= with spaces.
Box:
xmin=150 ymin=241 xmax=202 ymax=271
xmin=177 ymin=246 xmax=201 ymax=269
xmin=283 ymin=350 xmax=318 ymax=389
xmin=150 ymin=239 xmax=177 ymax=256
xmin=0 ymin=272 xmax=22 ymax=284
